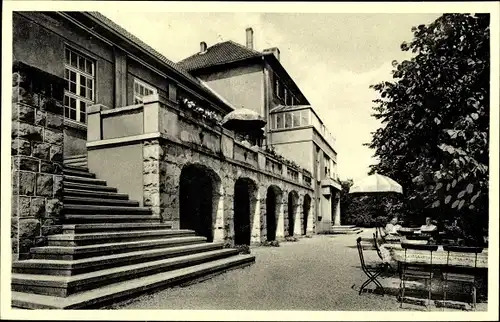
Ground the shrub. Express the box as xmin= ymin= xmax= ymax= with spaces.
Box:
xmin=285 ymin=236 xmax=299 ymax=242
xmin=261 ymin=240 xmax=280 ymax=247
xmin=234 ymin=244 xmax=251 ymax=254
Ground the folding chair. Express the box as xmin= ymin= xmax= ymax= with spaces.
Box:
xmin=376 ymin=226 xmax=387 ymax=244
xmin=356 ymin=237 xmax=385 ymax=295
xmin=399 ymin=243 xmax=439 ymax=308
xmin=442 ymin=245 xmax=483 ymax=310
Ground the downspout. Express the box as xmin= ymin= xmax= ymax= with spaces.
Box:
xmin=262 ymin=56 xmax=270 ymax=148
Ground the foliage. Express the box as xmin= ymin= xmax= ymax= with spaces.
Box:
xmin=260 ymin=240 xmax=280 ymax=247
xmin=233 ymin=244 xmax=251 ymax=254
xmin=265 ymin=145 xmax=302 ymax=171
xmin=284 ymin=236 xmax=299 ymax=242
xmin=339 ymin=180 xmax=403 ymax=227
xmin=179 ymin=97 xmax=223 ymax=124
xmin=366 ymin=14 xmax=490 ymax=244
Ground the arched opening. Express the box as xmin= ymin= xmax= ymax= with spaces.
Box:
xmin=303 ymin=194 xmax=312 ymax=235
xmin=287 ymin=191 xmax=299 ymax=236
xmin=179 ymin=164 xmax=220 ymax=242
xmin=234 ymin=178 xmax=257 ymax=245
xmin=266 ymin=185 xmax=282 ymax=241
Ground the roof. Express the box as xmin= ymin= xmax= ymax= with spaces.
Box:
xmin=84 ymin=12 xmax=232 ymax=111
xmin=177 ymin=41 xmax=263 ymax=71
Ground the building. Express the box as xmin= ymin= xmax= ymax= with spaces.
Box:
xmin=178 ymin=28 xmax=341 ymax=233
xmin=11 ymin=11 xmax=317 ymax=308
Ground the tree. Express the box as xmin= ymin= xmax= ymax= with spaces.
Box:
xmin=367 ymin=14 xmax=490 ymax=244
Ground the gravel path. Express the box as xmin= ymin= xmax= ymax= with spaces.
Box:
xmin=108 ymin=230 xmax=487 ymax=311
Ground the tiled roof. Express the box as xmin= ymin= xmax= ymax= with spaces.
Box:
xmin=85 ymin=12 xmax=230 ymax=109
xmin=177 ymin=41 xmax=263 ymax=71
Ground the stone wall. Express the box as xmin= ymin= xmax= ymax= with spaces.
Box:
xmin=142 ymin=135 xmax=315 ymax=245
xmin=11 ymin=62 xmax=65 ymax=260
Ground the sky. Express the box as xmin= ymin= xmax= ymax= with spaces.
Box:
xmin=99 ymin=10 xmax=442 ymax=181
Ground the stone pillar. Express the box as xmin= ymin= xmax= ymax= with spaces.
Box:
xmin=213 ymin=183 xmax=225 ymax=242
xmin=307 ymin=205 xmax=315 ymax=235
xmin=333 ymin=192 xmax=341 ymax=226
xmin=11 ymin=62 xmax=65 ymax=260
xmin=294 ymin=195 xmax=303 ymax=236
xmin=223 ymin=179 xmax=235 ymax=245
xmin=142 ymin=140 xmax=163 ymax=220
xmin=258 ymin=186 xmax=268 ymax=243
xmin=275 ymin=194 xmax=286 ymax=239
xmin=250 ymin=189 xmax=262 ymax=244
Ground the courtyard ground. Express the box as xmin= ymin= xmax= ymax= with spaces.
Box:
xmin=107 ymin=229 xmax=487 ymax=311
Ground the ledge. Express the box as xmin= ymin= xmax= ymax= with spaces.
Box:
xmin=86 ymin=132 xmax=163 ymax=149
xmin=64 ymin=119 xmax=87 ymax=131
xmin=101 ymin=104 xmax=143 ymax=116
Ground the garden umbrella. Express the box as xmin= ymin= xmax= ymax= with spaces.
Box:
xmin=221 ymin=107 xmax=266 ymax=132
xmin=349 ymin=173 xmax=403 ymax=195
xmin=349 ymin=173 xmax=403 ymax=227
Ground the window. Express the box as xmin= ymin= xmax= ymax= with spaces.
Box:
xmin=275 ymin=79 xmax=281 ymax=98
xmin=292 ymin=111 xmax=301 ymax=127
xmin=284 ymin=88 xmax=288 ymax=105
xmin=285 ymin=112 xmax=292 ymax=128
xmin=276 ymin=113 xmax=284 ymax=129
xmin=134 ymin=78 xmax=157 ymax=104
xmin=290 ymin=95 xmax=295 ymax=106
xmin=301 ymin=110 xmax=309 ymax=125
xmin=64 ymin=48 xmax=95 ymax=124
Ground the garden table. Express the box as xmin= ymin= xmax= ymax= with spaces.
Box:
xmin=382 ymin=244 xmax=488 ymax=268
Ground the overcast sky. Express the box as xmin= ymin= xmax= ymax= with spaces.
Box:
xmin=99 ymin=10 xmax=441 ymax=181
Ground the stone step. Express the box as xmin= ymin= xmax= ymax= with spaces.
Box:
xmin=63 ymin=164 xmax=89 ymax=172
xmin=64 ymin=181 xmax=117 ymax=192
xmin=12 ymin=248 xmax=240 ymax=297
xmin=13 ymin=241 xmax=223 ymax=277
xmin=63 ymin=214 xmax=158 ymax=224
xmin=11 ymin=254 xmax=255 ymax=309
xmin=63 ymin=188 xmax=129 ymax=200
xmin=64 ymin=154 xmax=87 ymax=161
xmin=31 ymin=236 xmax=205 ymax=260
xmin=46 ymin=229 xmax=194 ymax=247
xmin=61 ymin=222 xmax=174 ymax=234
xmin=64 ymin=175 xmax=106 ymax=186
xmin=63 ymin=196 xmax=140 ymax=207
xmin=64 ymin=161 xmax=88 ymax=167
xmin=62 ymin=168 xmax=95 ymax=178
xmin=63 ymin=204 xmax=151 ymax=215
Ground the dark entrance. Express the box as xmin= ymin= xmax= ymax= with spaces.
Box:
xmin=234 ymin=178 xmax=256 ymax=245
xmin=303 ymin=194 xmax=312 ymax=235
xmin=179 ymin=164 xmax=217 ymax=242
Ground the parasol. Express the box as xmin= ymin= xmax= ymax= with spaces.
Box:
xmin=221 ymin=107 xmax=266 ymax=132
xmin=349 ymin=173 xmax=403 ymax=195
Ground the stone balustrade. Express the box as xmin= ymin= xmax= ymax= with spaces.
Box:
xmin=87 ymin=94 xmax=312 ymax=187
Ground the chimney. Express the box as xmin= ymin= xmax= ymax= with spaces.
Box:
xmin=200 ymin=41 xmax=207 ymax=53
xmin=263 ymin=47 xmax=280 ymax=61
xmin=245 ymin=27 xmax=254 ymax=49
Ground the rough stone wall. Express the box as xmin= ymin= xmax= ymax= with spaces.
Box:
xmin=142 ymin=135 xmax=315 ymax=246
xmin=11 ymin=62 xmax=65 ymax=260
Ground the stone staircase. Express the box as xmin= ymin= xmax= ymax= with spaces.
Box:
xmin=63 ymin=154 xmax=88 ymax=168
xmin=11 ymin=164 xmax=255 ymax=309
xmin=330 ymin=225 xmax=363 ymax=235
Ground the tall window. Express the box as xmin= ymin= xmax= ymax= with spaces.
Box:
xmin=276 ymin=113 xmax=284 ymax=129
xmin=64 ymin=48 xmax=95 ymax=124
xmin=275 ymin=79 xmax=281 ymax=98
xmin=134 ymin=78 xmax=157 ymax=104
xmin=284 ymin=88 xmax=288 ymax=105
